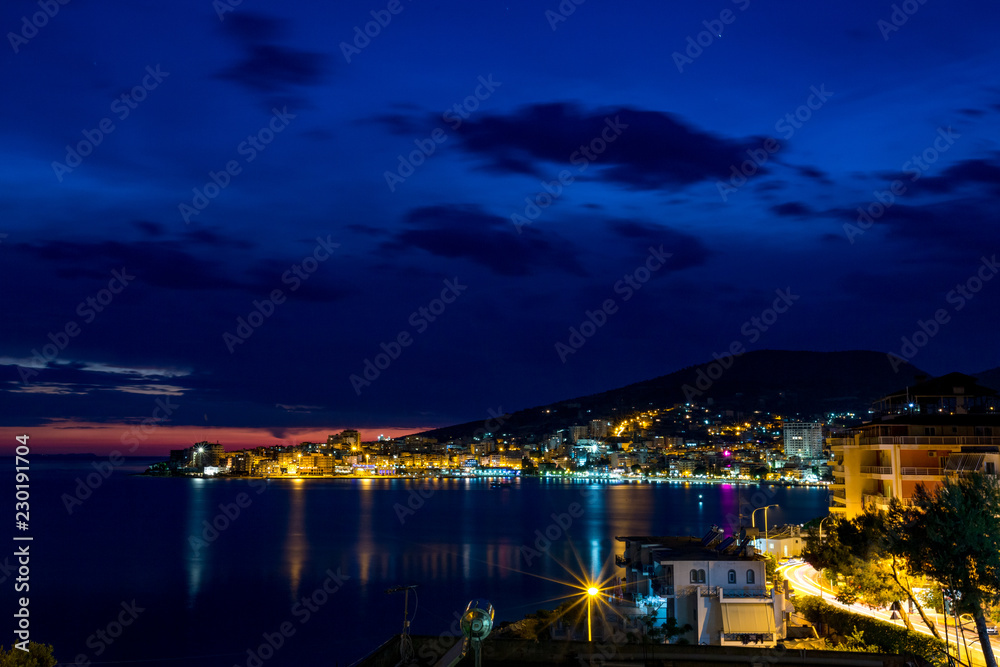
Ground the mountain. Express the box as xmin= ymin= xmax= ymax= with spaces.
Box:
xmin=417 ymin=350 xmax=931 ymax=442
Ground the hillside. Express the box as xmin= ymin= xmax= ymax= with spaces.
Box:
xmin=417 ymin=350 xmax=930 ymax=441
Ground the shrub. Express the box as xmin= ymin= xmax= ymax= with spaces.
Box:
xmin=793 ymin=596 xmax=947 ymax=665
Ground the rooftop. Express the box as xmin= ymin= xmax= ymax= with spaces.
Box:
xmin=615 ymin=535 xmax=759 ymax=561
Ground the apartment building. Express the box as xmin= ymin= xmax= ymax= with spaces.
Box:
xmin=613 ymin=530 xmax=787 ymax=646
xmin=830 ymin=373 xmax=1000 ymax=517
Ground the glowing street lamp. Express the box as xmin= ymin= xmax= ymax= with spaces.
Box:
xmin=751 ymin=504 xmax=779 ymax=556
xmin=587 ymin=586 xmax=599 ymax=641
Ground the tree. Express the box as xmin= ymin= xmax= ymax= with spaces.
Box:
xmin=0 ymin=643 xmax=57 ymax=667
xmin=889 ymin=473 xmax=1000 ymax=667
xmin=636 ymin=612 xmax=692 ymax=644
xmin=802 ymin=514 xmax=938 ymax=637
xmin=763 ymin=553 xmax=785 ymax=592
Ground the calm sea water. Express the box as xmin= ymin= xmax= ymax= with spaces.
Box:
xmin=17 ymin=459 xmax=828 ymax=666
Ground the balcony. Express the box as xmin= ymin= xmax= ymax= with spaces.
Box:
xmin=900 ymin=466 xmax=944 ymax=477
xmin=864 ymin=494 xmax=914 ymax=507
xmin=860 ymin=466 xmax=892 ymax=476
xmin=722 ymin=632 xmax=774 ymax=644
xmin=651 ymin=582 xmax=674 ymax=596
xmin=723 ymin=588 xmax=769 ymax=599
xmin=858 ymin=435 xmax=1000 ymax=447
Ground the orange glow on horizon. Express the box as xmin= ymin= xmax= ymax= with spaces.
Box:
xmin=0 ymin=423 xmax=433 ymax=456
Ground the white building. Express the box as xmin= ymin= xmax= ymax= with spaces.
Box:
xmin=612 ymin=532 xmax=788 ymax=646
xmin=783 ymin=422 xmax=824 ymax=459
xmin=750 ymin=524 xmax=807 ymax=560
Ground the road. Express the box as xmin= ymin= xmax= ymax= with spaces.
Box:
xmin=780 ymin=561 xmax=998 ymax=667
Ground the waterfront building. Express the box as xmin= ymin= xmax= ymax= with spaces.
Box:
xmin=830 ymin=372 xmax=1000 ymax=518
xmin=783 ymin=422 xmax=824 ymax=460
xmin=613 ymin=531 xmax=787 ymax=646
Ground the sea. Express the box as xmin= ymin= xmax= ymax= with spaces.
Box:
xmin=13 ymin=458 xmax=829 ymax=666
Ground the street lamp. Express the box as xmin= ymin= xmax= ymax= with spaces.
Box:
xmin=751 ymin=504 xmax=779 ymax=556
xmin=817 ymin=515 xmax=831 ymax=598
xmin=587 ymin=587 xmax=599 ymax=641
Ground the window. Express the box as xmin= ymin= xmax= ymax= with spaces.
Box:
xmin=746 ymin=569 xmax=755 ymax=584
xmin=690 ymin=569 xmax=698 ymax=583
xmin=728 ymin=569 xmax=736 ymax=584
xmin=698 ymin=569 xmax=706 ymax=583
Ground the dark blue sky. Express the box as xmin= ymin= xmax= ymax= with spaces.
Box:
xmin=3 ymin=0 xmax=1000 ymax=451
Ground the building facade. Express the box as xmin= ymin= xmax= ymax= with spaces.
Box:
xmin=612 ymin=534 xmax=786 ymax=646
xmin=783 ymin=422 xmax=824 ymax=459
xmin=830 ymin=373 xmax=1000 ymax=518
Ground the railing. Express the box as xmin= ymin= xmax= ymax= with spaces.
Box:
xmin=860 ymin=466 xmax=892 ymax=475
xmin=723 ymin=632 xmax=774 ymax=643
xmin=864 ymin=494 xmax=915 ymax=507
xmin=722 ymin=588 xmax=769 ymax=598
xmin=900 ymin=467 xmax=943 ymax=476
xmin=652 ymin=583 xmax=674 ymax=596
xmin=859 ymin=435 xmax=1000 ymax=446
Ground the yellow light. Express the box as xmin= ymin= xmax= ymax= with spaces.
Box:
xmin=587 ymin=587 xmax=599 ymax=596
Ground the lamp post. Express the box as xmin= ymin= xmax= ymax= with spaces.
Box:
xmin=750 ymin=504 xmax=779 ymax=556
xmin=587 ymin=587 xmax=599 ymax=641
xmin=817 ymin=515 xmax=830 ymax=599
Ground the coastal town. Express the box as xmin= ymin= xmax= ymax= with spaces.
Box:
xmin=146 ymin=403 xmax=840 ymax=484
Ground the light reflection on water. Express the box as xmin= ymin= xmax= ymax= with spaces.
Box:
xmin=34 ymin=463 xmax=828 ymax=666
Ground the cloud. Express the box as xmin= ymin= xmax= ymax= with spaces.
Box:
xmin=215 ymin=13 xmax=326 ymax=94
xmin=16 ymin=239 xmax=252 ymax=291
xmin=451 ymin=102 xmax=776 ymax=190
xmin=386 ymin=204 xmax=586 ymax=277
xmin=134 ymin=221 xmax=165 ymax=237
xmin=606 ymin=219 xmax=710 ymax=271
xmin=771 ymin=201 xmax=813 ymax=217
xmin=913 ymin=158 xmax=1000 ymax=196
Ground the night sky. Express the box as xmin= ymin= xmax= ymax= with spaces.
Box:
xmin=3 ymin=0 xmax=999 ymax=454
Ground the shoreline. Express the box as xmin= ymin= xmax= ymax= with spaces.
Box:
xmin=135 ymin=471 xmax=829 ymax=488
